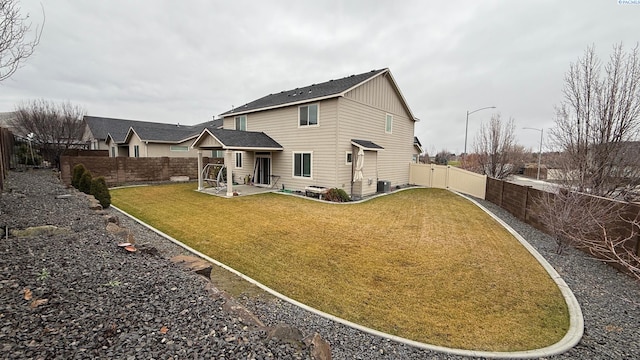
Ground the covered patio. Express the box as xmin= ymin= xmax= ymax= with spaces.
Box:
xmin=191 ymin=128 xmax=283 ymax=198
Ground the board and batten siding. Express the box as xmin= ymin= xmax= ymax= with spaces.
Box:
xmin=222 ymin=99 xmax=340 ymax=191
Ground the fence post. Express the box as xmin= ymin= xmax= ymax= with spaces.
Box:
xmin=523 ymin=186 xmax=530 ymax=221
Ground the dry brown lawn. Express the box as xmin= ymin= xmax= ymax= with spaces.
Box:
xmin=111 ymin=183 xmax=569 ymax=351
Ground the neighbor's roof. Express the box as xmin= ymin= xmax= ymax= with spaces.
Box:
xmin=192 ymin=128 xmax=283 ymax=151
xmin=221 ymin=68 xmax=416 ymax=120
xmin=85 ymin=115 xmax=222 ymax=144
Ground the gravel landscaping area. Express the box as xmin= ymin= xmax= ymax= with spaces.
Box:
xmin=1 ymin=169 xmax=639 ymax=359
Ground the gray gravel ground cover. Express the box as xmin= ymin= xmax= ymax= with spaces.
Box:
xmin=1 ymin=169 xmax=639 ymax=359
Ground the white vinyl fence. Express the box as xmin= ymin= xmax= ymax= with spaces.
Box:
xmin=409 ymin=163 xmax=487 ymax=199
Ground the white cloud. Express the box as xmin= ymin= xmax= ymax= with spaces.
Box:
xmin=2 ymin=0 xmax=638 ymax=152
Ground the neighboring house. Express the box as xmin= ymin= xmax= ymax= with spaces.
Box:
xmin=192 ymin=68 xmax=422 ymax=198
xmin=0 ymin=112 xmax=17 ymax=130
xmin=84 ymin=116 xmax=222 ymax=158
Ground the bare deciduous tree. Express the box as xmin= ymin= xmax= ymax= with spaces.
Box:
xmin=534 ymin=188 xmax=620 ymax=254
xmin=0 ymin=0 xmax=44 ymax=82
xmin=551 ymin=43 xmax=640 ymax=200
xmin=535 ymin=44 xmax=640 ymax=279
xmin=472 ymin=113 xmax=525 ymax=179
xmin=11 ymin=99 xmax=86 ymax=167
xmin=537 ymin=187 xmax=640 ymax=280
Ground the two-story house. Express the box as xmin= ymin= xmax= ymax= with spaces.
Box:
xmin=192 ymin=68 xmax=421 ymax=198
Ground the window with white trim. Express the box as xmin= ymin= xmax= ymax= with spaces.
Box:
xmin=235 ymin=152 xmax=243 ymax=168
xmin=134 ymin=145 xmax=140 ymax=158
xmin=293 ymin=152 xmax=312 ymax=178
xmin=235 ymin=115 xmax=247 ymax=131
xmin=346 ymin=151 xmax=352 ymax=165
xmin=213 ymin=150 xmax=224 ymax=158
xmin=111 ymin=147 xmax=116 ymax=157
xmin=385 ymin=114 xmax=393 ymax=134
xmin=170 ymin=145 xmax=189 ymax=152
xmin=299 ymin=104 xmax=318 ymax=127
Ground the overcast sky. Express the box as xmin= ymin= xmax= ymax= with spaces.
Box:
xmin=2 ymin=0 xmax=638 ymax=154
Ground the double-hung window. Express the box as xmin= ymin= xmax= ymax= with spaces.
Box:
xmin=235 ymin=152 xmax=243 ymax=169
xmin=293 ymin=152 xmax=312 ymax=178
xmin=299 ymin=104 xmax=318 ymax=127
xmin=235 ymin=115 xmax=247 ymax=131
xmin=385 ymin=114 xmax=393 ymax=134
xmin=134 ymin=145 xmax=140 ymax=158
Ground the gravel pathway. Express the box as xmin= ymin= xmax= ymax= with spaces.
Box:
xmin=1 ymin=169 xmax=639 ymax=359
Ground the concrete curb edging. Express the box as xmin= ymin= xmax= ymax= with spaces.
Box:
xmin=454 ymin=191 xmax=584 ymax=358
xmin=111 ymin=190 xmax=583 ymax=359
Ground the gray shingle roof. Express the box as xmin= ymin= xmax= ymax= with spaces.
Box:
xmin=209 ymin=129 xmax=282 ymax=150
xmin=221 ymin=69 xmax=388 ymax=116
xmin=85 ymin=116 xmax=222 ymax=143
xmin=351 ymin=139 xmax=384 ymax=150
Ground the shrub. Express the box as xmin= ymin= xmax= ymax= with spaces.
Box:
xmin=90 ymin=176 xmax=111 ymax=208
xmin=71 ymin=164 xmax=86 ymax=189
xmin=78 ymin=171 xmax=93 ymax=194
xmin=324 ymin=188 xmax=351 ymax=202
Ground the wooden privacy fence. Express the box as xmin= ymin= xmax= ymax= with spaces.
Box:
xmin=409 ymin=163 xmax=487 ymax=199
xmin=485 ymin=177 xmax=640 ymax=256
xmin=0 ymin=127 xmax=15 ymax=191
xmin=60 ymin=156 xmax=221 ymax=187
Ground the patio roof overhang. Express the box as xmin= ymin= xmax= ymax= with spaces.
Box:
xmin=351 ymin=139 xmax=384 ymax=151
xmin=191 ymin=128 xmax=283 ymax=151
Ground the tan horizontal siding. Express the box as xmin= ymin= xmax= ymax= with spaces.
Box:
xmin=222 ymin=99 xmax=339 ymax=192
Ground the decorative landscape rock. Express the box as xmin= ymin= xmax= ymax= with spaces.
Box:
xmin=304 ymin=333 xmax=333 ymax=360
xmin=10 ymin=225 xmax=71 ymax=238
xmin=105 ymin=222 xmax=123 ymax=234
xmin=170 ymin=255 xmax=213 ymax=279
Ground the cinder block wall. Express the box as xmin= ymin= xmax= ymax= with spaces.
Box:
xmin=60 ymin=156 xmax=219 ymax=186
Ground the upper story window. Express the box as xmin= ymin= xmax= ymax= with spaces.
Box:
xmin=385 ymin=114 xmax=393 ymax=134
xmin=299 ymin=104 xmax=318 ymax=127
xmin=346 ymin=151 xmax=352 ymax=165
xmin=235 ymin=115 xmax=247 ymax=131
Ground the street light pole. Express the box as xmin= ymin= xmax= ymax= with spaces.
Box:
xmin=464 ymin=106 xmax=496 ymax=157
xmin=523 ymin=127 xmax=544 ymax=180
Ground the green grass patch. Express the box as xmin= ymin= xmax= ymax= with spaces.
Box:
xmin=112 ymin=183 xmax=569 ymax=351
